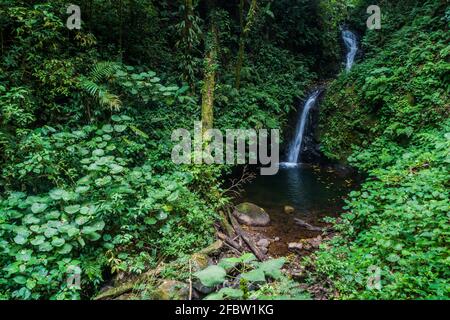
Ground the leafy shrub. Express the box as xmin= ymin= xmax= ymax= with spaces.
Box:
xmin=312 ymin=0 xmax=450 ymax=300
xmin=194 ymin=253 xmax=310 ymax=300
xmin=0 ymin=116 xmax=216 ymax=299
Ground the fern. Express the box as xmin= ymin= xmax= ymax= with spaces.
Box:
xmin=89 ymin=62 xmax=119 ymax=83
xmin=79 ymin=62 xmax=122 ymax=110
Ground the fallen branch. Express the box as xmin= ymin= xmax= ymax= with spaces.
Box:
xmin=294 ymin=218 xmax=322 ymax=232
xmin=218 ymin=210 xmax=235 ymax=236
xmin=228 ymin=210 xmax=266 ymax=261
xmin=94 ymin=264 xmax=164 ymax=300
xmin=217 ymin=231 xmax=242 ymax=252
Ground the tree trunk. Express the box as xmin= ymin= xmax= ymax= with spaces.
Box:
xmin=201 ymin=23 xmax=218 ymax=133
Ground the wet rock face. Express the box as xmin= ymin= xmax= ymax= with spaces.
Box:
xmin=301 ymin=105 xmax=325 ymax=164
xmin=233 ymin=202 xmax=270 ymax=227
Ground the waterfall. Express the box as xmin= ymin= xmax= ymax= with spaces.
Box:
xmin=283 ymin=30 xmax=358 ymax=166
xmin=342 ymin=30 xmax=358 ymax=71
xmin=286 ymin=90 xmax=321 ymax=163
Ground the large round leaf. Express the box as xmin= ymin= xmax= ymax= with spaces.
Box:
xmin=194 ymin=265 xmax=226 ymax=287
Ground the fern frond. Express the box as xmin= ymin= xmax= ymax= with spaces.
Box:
xmin=79 ymin=74 xmax=122 ymax=111
xmin=89 ymin=62 xmax=120 ymax=83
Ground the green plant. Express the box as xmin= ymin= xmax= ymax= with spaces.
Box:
xmin=194 ymin=253 xmax=310 ymax=300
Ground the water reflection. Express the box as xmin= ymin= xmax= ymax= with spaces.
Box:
xmin=240 ymin=164 xmax=355 ymax=255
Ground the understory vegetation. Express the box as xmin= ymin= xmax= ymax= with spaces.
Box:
xmin=0 ymin=0 xmax=448 ymax=300
xmin=0 ymin=0 xmax=335 ymax=299
xmin=313 ymin=0 xmax=449 ymax=299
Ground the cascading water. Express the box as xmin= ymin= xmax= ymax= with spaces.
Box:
xmin=286 ymin=90 xmax=321 ymax=164
xmin=342 ymin=30 xmax=358 ymax=71
xmin=284 ymin=30 xmax=358 ymax=165
xmin=242 ymin=30 xmax=360 ymax=256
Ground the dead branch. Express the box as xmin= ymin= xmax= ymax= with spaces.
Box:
xmin=227 ymin=209 xmax=266 ymax=261
xmin=294 ymin=218 xmax=323 ymax=232
xmin=222 ymin=165 xmax=256 ymax=198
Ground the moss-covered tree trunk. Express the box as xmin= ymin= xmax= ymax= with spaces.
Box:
xmin=201 ymin=23 xmax=218 ymax=133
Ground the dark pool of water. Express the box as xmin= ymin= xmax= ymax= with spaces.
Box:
xmin=240 ymin=163 xmax=357 ymax=256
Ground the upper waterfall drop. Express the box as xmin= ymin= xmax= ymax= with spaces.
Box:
xmin=342 ymin=30 xmax=358 ymax=71
xmin=286 ymin=90 xmax=321 ymax=164
xmin=283 ymin=30 xmax=358 ymax=166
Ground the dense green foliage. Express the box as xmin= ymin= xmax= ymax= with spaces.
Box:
xmin=314 ymin=0 xmax=449 ymax=299
xmin=0 ymin=0 xmax=338 ymax=299
xmin=195 ymin=253 xmax=310 ymax=300
xmin=1 ymin=0 xmax=448 ymax=300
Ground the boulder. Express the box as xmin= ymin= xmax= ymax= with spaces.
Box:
xmin=284 ymin=205 xmax=295 ymax=214
xmin=233 ymin=202 xmax=270 ymax=227
xmin=153 ymin=280 xmax=189 ymax=300
xmin=193 ymin=280 xmax=214 ymax=295
xmin=190 ymin=253 xmax=209 ymax=272
xmin=257 ymin=238 xmax=270 ymax=248
xmin=308 ymin=235 xmax=323 ymax=249
xmin=288 ymin=242 xmax=303 ymax=251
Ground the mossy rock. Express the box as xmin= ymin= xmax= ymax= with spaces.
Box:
xmin=153 ymin=280 xmax=189 ymax=300
xmin=191 ymin=253 xmax=209 ymax=272
xmin=284 ymin=205 xmax=295 ymax=214
xmin=233 ymin=202 xmax=270 ymax=227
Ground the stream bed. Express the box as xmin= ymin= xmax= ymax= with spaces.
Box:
xmin=240 ymin=164 xmax=358 ymax=256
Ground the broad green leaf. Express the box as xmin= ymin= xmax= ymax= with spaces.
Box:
xmin=102 ymin=124 xmax=114 ymax=133
xmin=167 ymin=191 xmax=179 ymax=202
xmin=241 ymin=268 xmax=266 ymax=282
xmin=92 ymin=149 xmax=105 ymax=157
xmin=44 ymin=227 xmax=58 ymax=238
xmin=58 ymin=243 xmax=73 ymax=254
xmin=65 ymin=205 xmax=81 ymax=214
xmin=14 ymin=234 xmax=27 ymax=245
xmin=194 ymin=265 xmax=226 ymax=287
xmin=49 ymin=189 xmax=68 ymax=200
xmin=114 ymin=125 xmax=127 ymax=133
xmin=144 ymin=217 xmax=157 ymax=225
xmin=75 ymin=186 xmax=90 ymax=194
xmin=51 ymin=238 xmax=65 ymax=247
xmin=13 ymin=276 xmax=27 ymax=285
xmin=30 ymin=235 xmax=45 ymax=246
xmin=45 ymin=211 xmax=60 ymax=220
xmin=204 ymin=292 xmax=224 ymax=300
xmin=31 ymin=203 xmax=47 ymax=214
xmin=258 ymin=258 xmax=286 ymax=280
xmin=23 ymin=214 xmax=40 ymax=225
xmin=75 ymin=216 xmax=89 ymax=225
xmin=38 ymin=242 xmax=53 ymax=252
xmin=240 ymin=253 xmax=257 ymax=264
xmin=218 ymin=288 xmax=244 ymax=299
xmin=387 ymin=254 xmax=400 ymax=263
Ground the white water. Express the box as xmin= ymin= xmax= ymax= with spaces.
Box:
xmin=286 ymin=90 xmax=321 ymax=164
xmin=342 ymin=30 xmax=358 ymax=71
xmin=285 ymin=30 xmax=357 ymax=165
